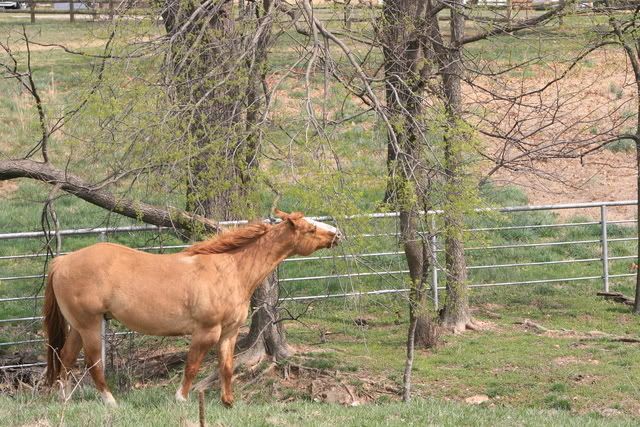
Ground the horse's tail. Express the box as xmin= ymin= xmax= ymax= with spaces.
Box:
xmin=43 ymin=260 xmax=66 ymax=386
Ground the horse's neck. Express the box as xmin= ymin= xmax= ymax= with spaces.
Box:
xmin=236 ymin=225 xmax=295 ymax=297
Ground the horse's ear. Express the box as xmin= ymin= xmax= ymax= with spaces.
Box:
xmin=289 ymin=212 xmax=304 ymax=220
xmin=274 ymin=209 xmax=289 ymax=221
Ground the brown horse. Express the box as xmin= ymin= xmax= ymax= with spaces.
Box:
xmin=43 ymin=210 xmax=342 ymax=406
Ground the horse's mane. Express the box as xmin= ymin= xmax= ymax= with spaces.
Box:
xmin=183 ymin=222 xmax=271 ymax=255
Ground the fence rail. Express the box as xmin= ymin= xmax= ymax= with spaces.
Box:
xmin=1 ymin=0 xmax=117 ymax=23
xmin=0 ymin=200 xmax=638 ymax=370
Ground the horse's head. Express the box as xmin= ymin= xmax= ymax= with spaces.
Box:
xmin=275 ymin=210 xmax=343 ymax=256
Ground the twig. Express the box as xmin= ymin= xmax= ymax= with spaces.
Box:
xmin=198 ymin=390 xmax=205 ymax=427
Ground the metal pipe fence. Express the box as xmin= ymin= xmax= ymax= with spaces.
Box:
xmin=0 ymin=200 xmax=637 ymax=370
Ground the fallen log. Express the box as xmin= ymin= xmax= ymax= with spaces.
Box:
xmin=596 ymin=292 xmax=634 ymax=306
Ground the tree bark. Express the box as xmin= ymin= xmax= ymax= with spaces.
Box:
xmin=402 ymin=303 xmax=418 ymax=402
xmin=603 ymin=2 xmax=640 ymax=314
xmin=163 ymin=0 xmax=249 ymax=221
xmin=0 ymin=159 xmax=220 ymax=234
xmin=381 ymin=0 xmax=426 ymax=205
xmin=636 ymin=136 xmax=640 ymax=314
xmin=439 ymin=0 xmax=472 ymax=332
xmin=239 ymin=271 xmax=291 ymax=363
xmin=163 ymin=0 xmax=289 ymax=361
xmin=632 ymin=29 xmax=640 ymax=315
xmin=381 ymin=0 xmax=437 ymax=348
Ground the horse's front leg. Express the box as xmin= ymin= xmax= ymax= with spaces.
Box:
xmin=218 ymin=329 xmax=239 ymax=407
xmin=176 ymin=326 xmax=221 ymax=402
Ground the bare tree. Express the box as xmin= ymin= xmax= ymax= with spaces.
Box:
xmin=0 ymin=1 xmax=295 ymax=378
xmin=376 ymin=0 xmax=572 ymax=334
xmin=468 ymin=3 xmax=640 ymax=313
xmin=160 ymin=0 xmax=292 ymax=365
xmin=599 ymin=2 xmax=640 ymax=314
xmin=378 ymin=0 xmax=439 ymax=350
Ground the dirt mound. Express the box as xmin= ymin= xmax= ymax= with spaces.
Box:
xmin=0 ymin=181 xmax=18 ymax=197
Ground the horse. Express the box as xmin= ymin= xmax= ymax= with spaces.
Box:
xmin=43 ymin=210 xmax=343 ymax=407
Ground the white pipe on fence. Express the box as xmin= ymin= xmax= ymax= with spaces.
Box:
xmin=1 ymin=200 xmax=639 ymax=370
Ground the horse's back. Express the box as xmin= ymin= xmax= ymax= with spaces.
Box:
xmin=49 ymin=243 xmax=211 ymax=335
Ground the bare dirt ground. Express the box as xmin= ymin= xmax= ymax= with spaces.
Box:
xmin=0 ymin=181 xmax=18 ymax=197
xmin=485 ymin=50 xmax=637 ymax=220
xmin=0 ymin=343 xmax=399 ymax=407
xmin=12 ymin=38 xmax=108 ymax=52
xmin=493 ymin=152 xmax=636 ymax=219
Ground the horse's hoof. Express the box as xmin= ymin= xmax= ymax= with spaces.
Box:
xmin=101 ymin=391 xmax=118 ymax=407
xmin=221 ymin=397 xmax=234 ymax=408
xmin=175 ymin=388 xmax=188 ymax=403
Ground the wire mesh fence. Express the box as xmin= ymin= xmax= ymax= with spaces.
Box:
xmin=0 ymin=200 xmax=637 ymax=371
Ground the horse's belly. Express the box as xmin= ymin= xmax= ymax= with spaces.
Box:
xmin=109 ymin=304 xmax=195 ymax=336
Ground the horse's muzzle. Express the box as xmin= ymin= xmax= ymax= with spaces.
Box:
xmin=329 ymin=230 xmax=344 ymax=247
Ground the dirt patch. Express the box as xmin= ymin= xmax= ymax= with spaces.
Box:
xmin=492 ymin=153 xmax=636 ymax=220
xmin=552 ymin=356 xmax=600 ymax=366
xmin=273 ymin=362 xmax=399 ymax=406
xmin=1 ymin=343 xmax=400 ymax=407
xmin=6 ymin=38 xmax=109 ymax=52
xmin=491 ymin=364 xmax=519 ymax=374
xmin=0 ymin=180 xmax=18 ymax=198
xmin=473 ymin=304 xmax=504 ymax=320
xmin=464 ymin=394 xmax=490 ymax=405
xmin=571 ymin=373 xmax=598 ymax=385
xmin=598 ymin=407 xmax=625 ymax=417
xmin=18 ymin=421 xmax=51 ymax=427
xmin=481 ymin=51 xmax=637 ymax=220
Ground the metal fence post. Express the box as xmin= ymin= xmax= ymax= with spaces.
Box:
xmin=430 ymin=215 xmax=439 ymax=309
xmin=601 ymin=205 xmax=609 ymax=292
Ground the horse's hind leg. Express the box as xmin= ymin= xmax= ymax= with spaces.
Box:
xmin=77 ymin=321 xmax=116 ymax=406
xmin=58 ymin=327 xmax=82 ymax=400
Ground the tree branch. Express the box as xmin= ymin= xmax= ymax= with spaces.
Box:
xmin=462 ymin=5 xmax=568 ymax=45
xmin=0 ymin=159 xmax=220 ymax=233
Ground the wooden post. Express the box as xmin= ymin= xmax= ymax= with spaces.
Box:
xmin=29 ymin=0 xmax=35 ymax=23
xmin=344 ymin=1 xmax=352 ymax=30
xmin=506 ymin=0 xmax=512 ymax=25
xmin=70 ymin=0 xmax=75 ymax=23
xmin=109 ymin=0 xmax=114 ymax=21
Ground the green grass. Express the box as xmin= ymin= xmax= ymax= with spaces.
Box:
xmin=606 ymin=138 xmax=636 ymax=153
xmin=2 ymin=8 xmax=640 ymax=424
xmin=2 ymin=390 xmax=637 ymax=427
xmin=278 ymin=280 xmax=640 ymax=414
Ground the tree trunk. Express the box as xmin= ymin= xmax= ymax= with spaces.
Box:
xmin=163 ymin=0 xmax=289 ymax=362
xmin=234 ymin=0 xmax=289 ymax=361
xmin=238 ymin=271 xmax=291 ymax=364
xmin=381 ymin=0 xmax=437 ymax=347
xmin=635 ymin=137 xmax=640 ymax=314
xmin=402 ymin=304 xmax=418 ymax=402
xmin=632 ymin=39 xmax=640 ymax=315
xmin=166 ymin=1 xmax=248 ymax=221
xmin=381 ymin=0 xmax=419 ymax=205
xmin=439 ymin=1 xmax=472 ymax=332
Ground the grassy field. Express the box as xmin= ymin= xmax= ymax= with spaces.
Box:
xmin=2 ymin=389 xmax=640 ymax=427
xmin=1 ymin=8 xmax=640 ymax=426
xmin=2 ymin=281 xmax=640 ymax=423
